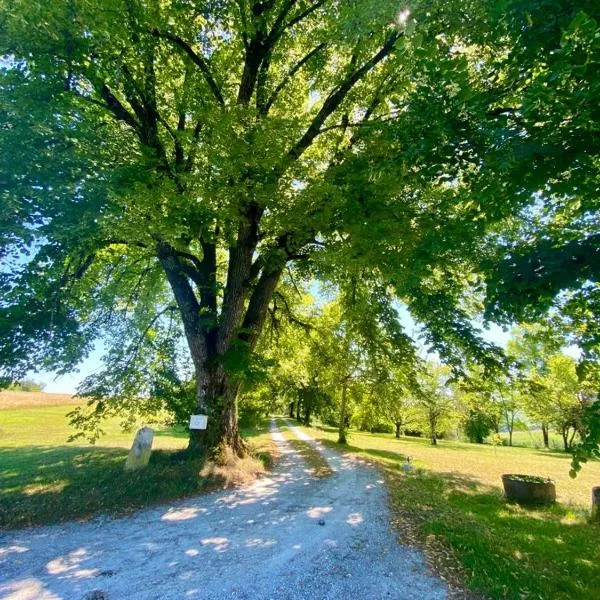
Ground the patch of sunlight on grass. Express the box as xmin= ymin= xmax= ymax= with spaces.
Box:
xmin=560 ymin=512 xmax=582 ymax=525
xmin=1 ymin=413 xmax=277 ymax=529
xmin=23 ymin=481 xmax=68 ymax=496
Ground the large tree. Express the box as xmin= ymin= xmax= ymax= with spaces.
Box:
xmin=1 ymin=1 xmax=576 ymax=455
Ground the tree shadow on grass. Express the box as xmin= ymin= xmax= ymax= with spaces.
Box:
xmin=317 ymin=437 xmax=411 ymax=466
xmin=0 ymin=421 xmax=275 ymax=530
xmin=528 ymin=447 xmax=575 ymax=460
xmin=0 ymin=445 xmax=216 ymax=530
xmin=153 ymin=425 xmax=189 ymax=439
xmin=381 ymin=463 xmax=599 ymax=599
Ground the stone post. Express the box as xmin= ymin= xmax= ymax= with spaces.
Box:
xmin=124 ymin=427 xmax=154 ymax=471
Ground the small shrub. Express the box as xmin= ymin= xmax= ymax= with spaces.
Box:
xmin=404 ymin=429 xmax=423 ymax=437
xmin=370 ymin=422 xmax=394 ymax=434
xmin=238 ymin=396 xmax=265 ymax=428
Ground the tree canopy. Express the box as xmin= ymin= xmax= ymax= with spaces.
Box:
xmin=1 ymin=0 xmax=598 ymax=456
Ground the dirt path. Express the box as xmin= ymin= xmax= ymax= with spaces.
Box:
xmin=0 ymin=420 xmax=448 ymax=599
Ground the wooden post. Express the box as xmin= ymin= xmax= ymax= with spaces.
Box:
xmin=592 ymin=486 xmax=600 ymax=521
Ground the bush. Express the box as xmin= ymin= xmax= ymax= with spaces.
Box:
xmin=370 ymin=422 xmax=394 ymax=434
xmin=238 ymin=397 xmax=266 ymax=429
xmin=404 ymin=429 xmax=423 ymax=438
xmin=463 ymin=409 xmax=495 ymax=444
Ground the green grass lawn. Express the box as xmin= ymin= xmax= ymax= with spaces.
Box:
xmin=0 ymin=405 xmax=275 ymax=529
xmin=496 ymin=429 xmax=567 ymax=450
xmin=295 ymin=422 xmax=600 ymax=600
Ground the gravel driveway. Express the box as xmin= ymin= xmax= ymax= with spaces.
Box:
xmin=0 ymin=420 xmax=448 ymax=600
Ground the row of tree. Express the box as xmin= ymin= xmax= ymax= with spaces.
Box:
xmin=243 ymin=299 xmax=597 ymax=453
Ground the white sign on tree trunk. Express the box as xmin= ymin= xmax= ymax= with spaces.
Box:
xmin=189 ymin=414 xmax=208 ymax=430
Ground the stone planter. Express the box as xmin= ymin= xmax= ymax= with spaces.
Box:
xmin=502 ymin=474 xmax=556 ymax=505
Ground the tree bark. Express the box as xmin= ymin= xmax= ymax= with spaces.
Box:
xmin=430 ymin=414 xmax=437 ymax=446
xmin=395 ymin=421 xmax=402 ymax=439
xmin=159 ymin=224 xmax=285 ymax=458
xmin=568 ymin=427 xmax=577 ymax=450
xmin=338 ymin=381 xmax=348 ymax=445
xmin=289 ymin=400 xmax=295 ymax=419
xmin=542 ymin=423 xmax=549 ymax=448
xmin=303 ymin=405 xmax=311 ymax=426
xmin=187 ymin=364 xmax=245 ymax=458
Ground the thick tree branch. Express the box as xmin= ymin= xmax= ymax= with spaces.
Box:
xmin=318 ymin=114 xmax=395 ymax=134
xmin=185 ymin=121 xmax=204 ymax=172
xmin=267 ymin=0 xmax=298 ymax=41
xmin=199 ymin=240 xmax=218 ymax=315
xmin=174 ymin=249 xmax=204 ymax=273
xmin=156 ymin=242 xmax=206 ymax=364
xmin=238 ymin=1 xmax=328 ymax=107
xmin=239 ymin=261 xmax=285 ymax=349
xmin=262 ymin=42 xmax=327 ymax=115
xmin=235 ymin=0 xmax=250 ymax=49
xmin=218 ymin=202 xmax=263 ymax=352
xmin=151 ymin=29 xmax=225 ymax=106
xmin=172 ymin=245 xmax=218 ymax=317
xmin=237 ymin=35 xmax=268 ymax=105
xmin=287 ymin=30 xmax=402 ymax=162
xmin=99 ymin=84 xmax=140 ymax=130
xmin=285 ymin=0 xmax=328 ymax=31
xmin=104 ymin=239 xmax=148 ymax=250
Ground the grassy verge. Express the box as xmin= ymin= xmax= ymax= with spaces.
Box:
xmin=496 ymin=429 xmax=566 ymax=450
xmin=294 ymin=423 xmax=600 ymax=600
xmin=0 ymin=406 xmax=276 ymax=529
xmin=276 ymin=419 xmax=332 ymax=478
xmin=293 ymin=424 xmax=599 ymax=507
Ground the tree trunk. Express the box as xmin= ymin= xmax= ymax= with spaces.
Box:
xmin=430 ymin=413 xmax=437 ymax=446
xmin=296 ymin=398 xmax=301 ymax=421
xmin=158 ymin=216 xmax=285 ymax=460
xmin=507 ymin=412 xmax=514 ymax=447
xmin=289 ymin=401 xmax=295 ymax=419
xmin=338 ymin=381 xmax=348 ymax=445
xmin=303 ymin=405 xmax=312 ymax=426
xmin=542 ymin=423 xmax=549 ymax=448
xmin=562 ymin=428 xmax=569 ymax=452
xmin=568 ymin=427 xmax=577 ymax=450
xmin=395 ymin=421 xmax=402 ymax=439
xmin=187 ymin=364 xmax=245 ymax=458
